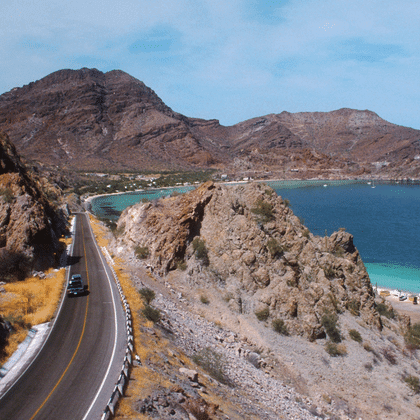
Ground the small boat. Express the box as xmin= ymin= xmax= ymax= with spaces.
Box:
xmin=367 ymin=181 xmax=371 ymax=185
xmin=323 ymin=184 xmax=328 ymax=187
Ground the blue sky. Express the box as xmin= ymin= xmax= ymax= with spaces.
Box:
xmin=1 ymin=0 xmax=419 ymax=129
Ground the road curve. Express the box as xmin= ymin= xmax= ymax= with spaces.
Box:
xmin=0 ymin=213 xmax=127 ymax=420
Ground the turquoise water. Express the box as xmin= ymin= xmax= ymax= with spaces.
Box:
xmin=90 ymin=186 xmax=195 ymax=219
xmin=273 ymin=181 xmax=420 ymax=293
xmin=90 ymin=180 xmax=420 ymax=292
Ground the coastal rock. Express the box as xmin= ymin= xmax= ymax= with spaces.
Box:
xmin=117 ymin=182 xmax=381 ymax=338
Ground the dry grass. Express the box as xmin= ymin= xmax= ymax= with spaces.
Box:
xmin=88 ymin=215 xmax=245 ymax=419
xmin=0 ymin=267 xmax=66 ymax=364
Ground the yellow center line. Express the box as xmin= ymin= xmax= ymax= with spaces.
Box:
xmin=30 ymin=216 xmax=90 ymax=420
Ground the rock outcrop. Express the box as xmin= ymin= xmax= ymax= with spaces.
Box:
xmin=0 ymin=132 xmax=67 ymax=280
xmin=117 ymin=182 xmax=381 ymax=339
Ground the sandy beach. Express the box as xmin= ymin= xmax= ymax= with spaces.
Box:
xmin=376 ymin=287 xmax=420 ymax=323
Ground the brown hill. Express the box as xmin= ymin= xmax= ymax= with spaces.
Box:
xmin=0 ymin=69 xmax=219 ymax=171
xmin=0 ymin=132 xmax=67 ymax=280
xmin=276 ymin=108 xmax=420 ymax=163
xmin=0 ymin=68 xmax=419 ymax=177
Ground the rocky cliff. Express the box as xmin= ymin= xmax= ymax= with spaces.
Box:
xmin=111 ymin=182 xmax=420 ymax=419
xmin=117 ymin=182 xmax=381 ymax=339
xmin=1 ymin=68 xmax=419 ymax=178
xmin=0 ymin=132 xmax=67 ymax=280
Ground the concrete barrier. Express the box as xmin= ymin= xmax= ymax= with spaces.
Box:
xmin=100 ymin=247 xmax=137 ymax=419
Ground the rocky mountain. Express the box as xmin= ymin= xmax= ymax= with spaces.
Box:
xmin=0 ymin=132 xmax=67 ymax=281
xmin=0 ymin=68 xmax=218 ymax=171
xmin=116 ymin=182 xmax=381 ymax=338
xmin=0 ymin=68 xmax=419 ymax=177
xmin=111 ymin=182 xmax=420 ymax=419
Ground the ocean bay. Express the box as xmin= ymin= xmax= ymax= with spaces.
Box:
xmin=90 ymin=180 xmax=420 ymax=292
xmin=273 ymin=181 xmax=420 ymax=293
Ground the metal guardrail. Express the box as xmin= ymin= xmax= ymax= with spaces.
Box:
xmin=100 ymin=248 xmax=134 ymax=420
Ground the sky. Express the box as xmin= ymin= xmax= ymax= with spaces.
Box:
xmin=1 ymin=0 xmax=419 ymax=129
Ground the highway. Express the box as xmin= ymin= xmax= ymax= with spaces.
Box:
xmin=0 ymin=213 xmax=127 ymax=420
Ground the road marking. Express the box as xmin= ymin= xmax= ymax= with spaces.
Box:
xmin=81 ymin=213 xmax=120 ymax=420
xmin=0 ymin=219 xmax=75 ymax=402
xmin=30 ymin=218 xmax=90 ymax=420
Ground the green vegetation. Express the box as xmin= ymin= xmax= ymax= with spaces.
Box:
xmin=192 ymin=347 xmax=233 ymax=386
xmin=327 ymin=292 xmax=342 ymax=314
xmin=376 ymin=302 xmax=395 ymax=319
xmin=251 ymin=199 xmax=274 ymax=224
xmin=272 ymin=319 xmax=289 ymax=335
xmin=175 ymin=259 xmax=188 ymax=271
xmin=139 ymin=287 xmax=156 ymax=304
xmin=405 ymin=323 xmax=420 ymax=349
xmin=0 ymin=188 xmax=14 ymax=203
xmin=325 ymin=341 xmax=347 ymax=357
xmin=134 ymin=245 xmax=149 ymax=260
xmin=321 ymin=311 xmax=342 ymax=343
xmin=192 ymin=237 xmax=209 ymax=266
xmin=200 ymin=295 xmax=210 ymax=304
xmin=404 ymin=375 xmax=420 ymax=393
xmin=71 ymin=170 xmax=215 ymax=196
xmin=346 ymin=299 xmax=360 ymax=316
xmin=142 ymin=305 xmax=161 ymax=323
xmin=266 ymin=238 xmax=283 ymax=258
xmin=255 ymin=307 xmax=270 ymax=321
xmin=349 ymin=329 xmax=363 ymax=343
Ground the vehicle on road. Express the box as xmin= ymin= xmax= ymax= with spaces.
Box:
xmin=67 ymin=274 xmax=87 ymax=297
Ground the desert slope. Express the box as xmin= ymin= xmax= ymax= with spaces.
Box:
xmin=110 ymin=182 xmax=420 ymax=419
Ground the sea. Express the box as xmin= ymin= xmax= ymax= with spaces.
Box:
xmin=90 ymin=180 xmax=420 ymax=293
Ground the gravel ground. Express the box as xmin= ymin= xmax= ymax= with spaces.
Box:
xmin=117 ymin=250 xmax=420 ymax=420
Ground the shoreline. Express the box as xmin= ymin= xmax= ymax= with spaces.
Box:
xmin=374 ymin=286 xmax=420 ymax=323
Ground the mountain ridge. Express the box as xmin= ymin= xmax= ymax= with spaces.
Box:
xmin=0 ymin=68 xmax=419 ymax=178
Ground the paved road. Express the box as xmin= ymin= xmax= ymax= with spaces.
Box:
xmin=0 ymin=213 xmax=126 ymax=420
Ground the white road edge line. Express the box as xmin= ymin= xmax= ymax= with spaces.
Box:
xmin=0 ymin=217 xmax=76 ymax=401
xmin=81 ymin=213 xmax=120 ymax=420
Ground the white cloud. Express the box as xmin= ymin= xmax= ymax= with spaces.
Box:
xmin=0 ymin=0 xmax=419 ymax=128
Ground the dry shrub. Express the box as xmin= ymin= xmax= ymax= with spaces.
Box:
xmin=0 ymin=268 xmax=66 ymax=365
xmin=405 ymin=323 xmax=420 ymax=349
xmin=404 ymin=375 xmax=420 ymax=393
xmin=382 ymin=347 xmax=397 ymax=365
xmin=325 ymin=341 xmax=347 ymax=357
xmin=349 ymin=329 xmax=362 ymax=343
xmin=192 ymin=348 xmax=233 ymax=387
xmin=272 ymin=319 xmax=289 ymax=335
xmin=251 ymin=199 xmax=274 ymax=224
xmin=185 ymin=398 xmax=212 ymax=420
xmin=321 ymin=311 xmax=342 ymax=343
xmin=255 ymin=307 xmax=270 ymax=321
